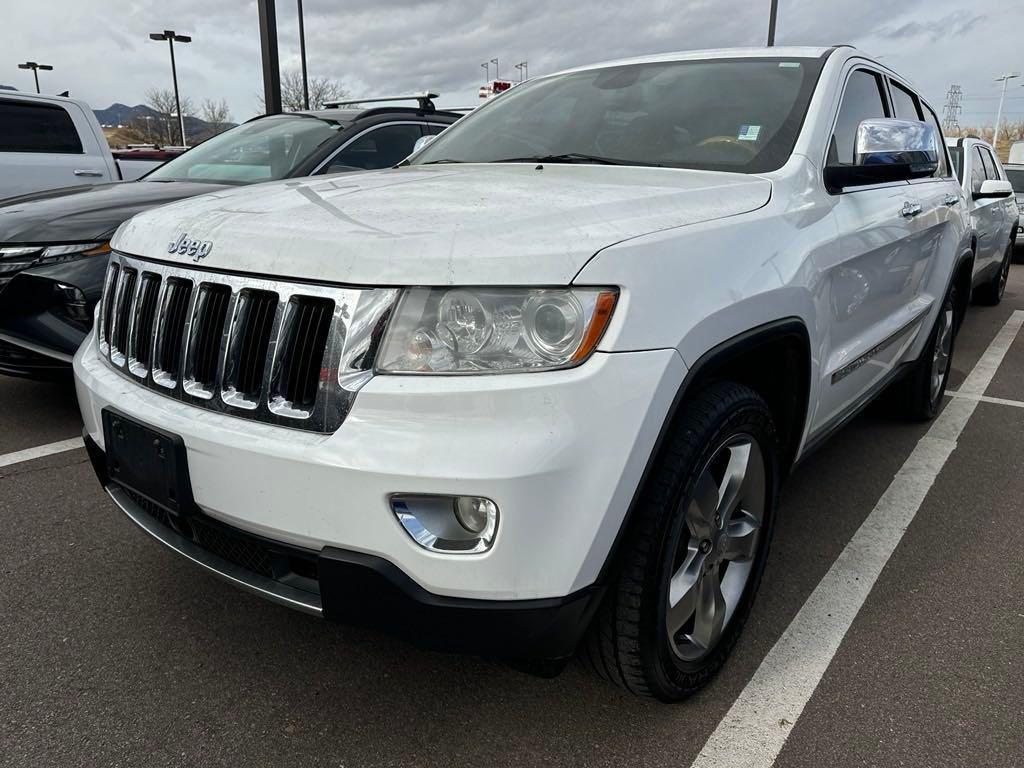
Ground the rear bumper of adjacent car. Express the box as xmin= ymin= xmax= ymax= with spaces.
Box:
xmin=75 ymin=333 xmax=685 ymax=656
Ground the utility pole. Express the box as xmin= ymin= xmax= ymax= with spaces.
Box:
xmin=297 ymin=0 xmax=309 ymax=109
xmin=17 ymin=61 xmax=53 ymax=94
xmin=767 ymin=0 xmax=779 ymax=46
xmin=491 ymin=58 xmax=499 ymax=80
xmin=257 ymin=0 xmax=282 ymax=114
xmin=941 ymin=85 xmax=962 ymax=134
xmin=149 ymin=30 xmax=191 ymax=147
xmin=515 ymin=61 xmax=528 ymax=82
xmin=993 ymin=73 xmax=1020 ymax=151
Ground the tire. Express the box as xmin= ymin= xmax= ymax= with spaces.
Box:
xmin=890 ymin=284 xmax=957 ymax=421
xmin=582 ymin=382 xmax=778 ymax=701
xmin=974 ymin=244 xmax=1011 ymax=306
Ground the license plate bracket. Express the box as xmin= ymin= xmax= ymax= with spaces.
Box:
xmin=102 ymin=408 xmax=196 ymax=516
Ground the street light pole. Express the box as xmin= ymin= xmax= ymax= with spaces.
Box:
xmin=767 ymin=0 xmax=779 ymax=46
xmin=993 ymin=73 xmax=1020 ymax=152
xmin=17 ymin=61 xmax=53 ymax=94
xmin=515 ymin=61 xmax=528 ymax=82
xmin=491 ymin=58 xmax=499 ymax=81
xmin=149 ymin=30 xmax=192 ymax=148
xmin=297 ymin=0 xmax=309 ymax=110
xmin=257 ymin=0 xmax=282 ymax=114
xmin=481 ymin=62 xmax=489 ymax=82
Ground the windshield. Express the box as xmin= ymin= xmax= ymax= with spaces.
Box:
xmin=412 ymin=57 xmax=824 ymax=173
xmin=146 ymin=115 xmax=344 ymax=184
xmin=1005 ymin=169 xmax=1024 ymax=192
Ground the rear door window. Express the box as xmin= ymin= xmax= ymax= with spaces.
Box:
xmin=889 ymin=81 xmax=922 ymax=121
xmin=0 ymin=99 xmax=83 ymax=153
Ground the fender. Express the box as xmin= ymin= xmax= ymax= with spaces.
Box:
xmin=595 ymin=317 xmax=811 ymax=584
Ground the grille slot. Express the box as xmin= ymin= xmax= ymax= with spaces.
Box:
xmin=97 ymin=253 xmax=397 ymax=433
xmin=271 ymin=297 xmax=334 ymax=412
xmin=100 ymin=263 xmax=120 ymax=349
xmin=223 ymin=289 xmax=278 ymax=403
xmin=154 ymin=278 xmax=193 ymax=385
xmin=128 ymin=273 xmax=161 ymax=375
xmin=186 ymin=283 xmax=231 ymax=395
xmin=110 ymin=267 xmax=137 ymax=360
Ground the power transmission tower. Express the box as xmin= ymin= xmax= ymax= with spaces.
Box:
xmin=942 ymin=85 xmax=962 ymax=133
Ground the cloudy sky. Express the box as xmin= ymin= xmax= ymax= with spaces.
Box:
xmin=3 ymin=0 xmax=1024 ymax=127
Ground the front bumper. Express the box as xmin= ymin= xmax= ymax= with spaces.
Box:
xmin=85 ymin=435 xmax=601 ymax=659
xmin=76 ymin=331 xmax=684 ymax=630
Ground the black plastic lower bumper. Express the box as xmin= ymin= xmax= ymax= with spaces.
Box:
xmin=84 ymin=434 xmax=603 ymax=660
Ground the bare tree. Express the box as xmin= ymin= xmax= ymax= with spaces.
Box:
xmin=954 ymin=121 xmax=1024 ymax=161
xmin=145 ymin=87 xmax=195 ymax=144
xmin=201 ymin=98 xmax=233 ymax=136
xmin=257 ymin=70 xmax=352 ymax=112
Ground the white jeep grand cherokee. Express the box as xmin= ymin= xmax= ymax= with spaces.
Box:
xmin=75 ymin=46 xmax=971 ymax=701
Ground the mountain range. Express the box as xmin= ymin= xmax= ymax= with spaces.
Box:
xmin=94 ymin=102 xmax=234 ymax=142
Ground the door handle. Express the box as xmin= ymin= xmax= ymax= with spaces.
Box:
xmin=73 ymin=169 xmax=104 ymax=177
xmin=943 ymin=194 xmax=960 ymax=206
xmin=900 ymin=201 xmax=923 ymax=218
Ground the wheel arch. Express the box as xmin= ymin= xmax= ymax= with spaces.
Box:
xmin=595 ymin=317 xmax=811 ymax=584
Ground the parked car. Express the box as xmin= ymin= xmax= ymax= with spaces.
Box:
xmin=946 ymin=137 xmax=1019 ymax=302
xmin=75 ymin=46 xmax=970 ymax=701
xmin=0 ymin=92 xmax=165 ymax=198
xmin=0 ymin=95 xmax=458 ymax=378
xmin=1003 ymin=162 xmax=1024 ymax=260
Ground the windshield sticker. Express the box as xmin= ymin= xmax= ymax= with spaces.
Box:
xmin=779 ymin=62 xmax=802 ymax=68
xmin=738 ymin=125 xmax=761 ymax=142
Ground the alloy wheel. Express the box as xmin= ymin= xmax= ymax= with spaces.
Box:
xmin=667 ymin=435 xmax=766 ymax=661
xmin=999 ymin=251 xmax=1010 ymax=299
xmin=929 ymin=299 xmax=954 ymax=405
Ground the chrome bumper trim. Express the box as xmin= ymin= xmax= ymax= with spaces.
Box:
xmin=108 ymin=485 xmax=323 ymax=616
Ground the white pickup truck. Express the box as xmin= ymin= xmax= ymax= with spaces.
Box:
xmin=0 ymin=91 xmax=164 ymax=199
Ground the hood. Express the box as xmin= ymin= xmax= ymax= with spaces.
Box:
xmin=113 ymin=165 xmax=772 ymax=286
xmin=0 ymin=180 xmax=229 ymax=244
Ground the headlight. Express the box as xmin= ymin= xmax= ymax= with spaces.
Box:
xmin=376 ymin=287 xmax=618 ymax=374
xmin=37 ymin=242 xmax=111 ymax=265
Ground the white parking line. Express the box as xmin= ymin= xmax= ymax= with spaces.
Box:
xmin=691 ymin=309 xmax=1024 ymax=768
xmin=945 ymin=390 xmax=1024 ymax=409
xmin=0 ymin=437 xmax=83 ymax=470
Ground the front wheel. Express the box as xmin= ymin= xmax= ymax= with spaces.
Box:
xmin=583 ymin=382 xmax=778 ymax=701
xmin=974 ymin=244 xmax=1012 ymax=306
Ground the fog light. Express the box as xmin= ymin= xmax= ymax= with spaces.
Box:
xmin=455 ymin=496 xmax=496 ymax=534
xmin=390 ymin=494 xmax=499 ymax=553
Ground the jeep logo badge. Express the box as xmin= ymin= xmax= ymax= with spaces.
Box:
xmin=167 ymin=233 xmax=213 ymax=262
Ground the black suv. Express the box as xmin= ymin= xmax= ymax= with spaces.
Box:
xmin=0 ymin=95 xmax=459 ymax=378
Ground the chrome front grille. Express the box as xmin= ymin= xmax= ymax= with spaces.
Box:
xmin=98 ymin=252 xmax=400 ymax=433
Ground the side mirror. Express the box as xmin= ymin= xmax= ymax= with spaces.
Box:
xmin=974 ymin=179 xmax=1014 ymax=200
xmin=411 ymin=134 xmax=437 ymax=154
xmin=824 ymin=119 xmax=940 ymax=193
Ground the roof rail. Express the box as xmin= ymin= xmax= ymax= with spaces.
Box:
xmin=323 ymin=92 xmax=439 ymax=112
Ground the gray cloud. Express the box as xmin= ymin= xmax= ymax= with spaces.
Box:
xmin=1 ymin=0 xmax=1022 ymax=128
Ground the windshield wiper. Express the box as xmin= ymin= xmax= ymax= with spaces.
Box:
xmin=490 ymin=153 xmax=663 ymax=167
xmin=418 ymin=159 xmax=466 ymax=165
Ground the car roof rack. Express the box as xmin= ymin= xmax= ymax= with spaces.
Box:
xmin=323 ymin=92 xmax=439 ymax=112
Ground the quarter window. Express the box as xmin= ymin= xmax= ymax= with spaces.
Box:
xmin=0 ymin=99 xmax=83 ymax=154
xmin=324 ymin=124 xmax=424 ymax=172
xmin=830 ymin=69 xmax=889 ymax=165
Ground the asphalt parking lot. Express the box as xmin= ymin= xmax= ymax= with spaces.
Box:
xmin=3 ymin=272 xmax=1023 ymax=768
